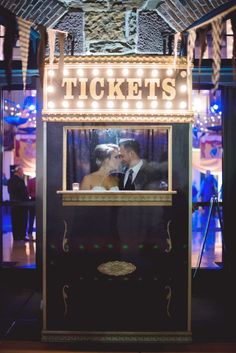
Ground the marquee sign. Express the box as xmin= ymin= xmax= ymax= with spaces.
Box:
xmin=43 ymin=56 xmax=193 ymax=123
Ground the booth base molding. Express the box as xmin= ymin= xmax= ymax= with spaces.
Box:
xmin=41 ymin=331 xmax=192 ymax=344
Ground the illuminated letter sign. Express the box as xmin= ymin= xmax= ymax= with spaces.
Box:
xmin=43 ymin=56 xmax=193 ymax=122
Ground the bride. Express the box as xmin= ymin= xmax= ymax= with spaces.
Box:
xmin=80 ymin=143 xmax=121 ymax=190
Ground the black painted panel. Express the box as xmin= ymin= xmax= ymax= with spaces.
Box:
xmin=45 ymin=123 xmax=190 ymax=334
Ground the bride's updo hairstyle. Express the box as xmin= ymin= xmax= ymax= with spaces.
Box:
xmin=94 ymin=143 xmax=118 ymax=168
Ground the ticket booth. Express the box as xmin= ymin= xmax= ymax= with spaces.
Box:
xmin=41 ymin=55 xmax=193 ymax=343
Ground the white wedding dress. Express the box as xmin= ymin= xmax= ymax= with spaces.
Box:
xmin=92 ymin=186 xmax=119 ymax=191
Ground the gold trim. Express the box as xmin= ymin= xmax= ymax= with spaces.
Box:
xmin=97 ymin=261 xmax=136 ymax=276
xmin=46 ymin=55 xmax=188 ymax=65
xmin=61 ymin=124 xmax=176 ymax=206
xmin=62 ymin=285 xmax=69 ymax=317
xmin=62 ymin=220 xmax=69 ymax=253
xmin=42 ymin=121 xmax=47 ymax=330
xmin=43 ymin=114 xmax=194 ymax=123
xmin=57 ymin=190 xmax=176 ymax=206
xmin=165 ymin=220 xmax=172 ymax=253
xmin=165 ymin=285 xmax=172 ymax=318
xmin=60 ymin=124 xmax=176 ymax=206
xmin=168 ymin=127 xmax=173 ymax=191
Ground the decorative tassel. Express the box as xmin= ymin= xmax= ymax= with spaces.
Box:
xmin=198 ymin=27 xmax=208 ymax=70
xmin=47 ymin=28 xmax=56 ymax=72
xmin=17 ymin=17 xmax=32 ymax=91
xmin=187 ymin=28 xmax=196 ymax=76
xmin=37 ymin=24 xmax=47 ymax=88
xmin=58 ymin=32 xmax=66 ymax=78
xmin=173 ymin=32 xmax=181 ymax=69
xmin=179 ymin=32 xmax=188 ymax=57
xmin=2 ymin=6 xmax=17 ymax=91
xmin=211 ymin=17 xmax=224 ymax=97
xmin=231 ymin=11 xmax=236 ymax=81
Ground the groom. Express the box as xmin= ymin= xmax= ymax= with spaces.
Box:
xmin=118 ymin=138 xmax=167 ymax=191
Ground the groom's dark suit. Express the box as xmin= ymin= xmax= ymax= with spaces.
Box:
xmin=119 ymin=160 xmax=167 ymax=190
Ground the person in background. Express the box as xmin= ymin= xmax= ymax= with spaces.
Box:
xmin=198 ymin=170 xmax=218 ymax=216
xmin=192 ymin=181 xmax=198 ymax=202
xmin=198 ymin=170 xmax=218 ymax=202
xmin=2 ymin=172 xmax=8 ymax=186
xmin=219 ymin=184 xmax=222 ymax=201
xmin=26 ymin=176 xmax=36 ymax=241
xmin=7 ymin=165 xmax=29 ymax=241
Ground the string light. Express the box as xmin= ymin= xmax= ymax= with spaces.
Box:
xmin=63 ymin=68 xmax=69 ymax=76
xmin=166 ymin=69 xmax=173 ymax=76
xmin=92 ymin=68 xmax=99 ymax=76
xmin=122 ymin=68 xmax=129 ymax=76
xmin=91 ymin=101 xmax=99 ymax=108
xmin=48 ymin=101 xmax=55 ymax=108
xmin=107 ymin=69 xmax=113 ymax=76
xmin=151 ymin=69 xmax=159 ymax=77
xmin=192 ymin=90 xmax=222 ymax=134
xmin=122 ymin=101 xmax=129 ymax=109
xmin=77 ymin=68 xmax=84 ymax=76
xmin=180 ymin=84 xmax=187 ymax=93
xmin=3 ymin=96 xmax=37 ymax=128
xmin=136 ymin=68 xmax=143 ymax=76
xmin=47 ymin=85 xmax=54 ymax=93
xmin=166 ymin=101 xmax=172 ymax=109
xmin=107 ymin=101 xmax=114 ymax=108
xmin=77 ymin=101 xmax=84 ymax=108
xmin=151 ymin=101 xmax=158 ymax=108
xmin=180 ymin=101 xmax=187 ymax=109
xmin=48 ymin=69 xmax=55 ymax=77
xmin=136 ymin=101 xmax=143 ymax=109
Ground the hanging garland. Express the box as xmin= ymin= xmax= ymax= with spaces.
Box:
xmin=186 ymin=6 xmax=236 ymax=95
xmin=1 ymin=5 xmax=236 ymax=93
xmin=1 ymin=7 xmax=68 ymax=92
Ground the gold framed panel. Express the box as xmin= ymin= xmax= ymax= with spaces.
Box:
xmin=57 ymin=124 xmax=176 ymax=206
xmin=43 ymin=55 xmax=194 ymax=123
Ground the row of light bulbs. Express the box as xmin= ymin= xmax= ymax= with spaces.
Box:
xmin=47 ymin=100 xmax=188 ymax=109
xmin=48 ymin=68 xmax=181 ymax=78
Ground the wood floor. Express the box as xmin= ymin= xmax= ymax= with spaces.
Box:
xmin=191 ymin=208 xmax=223 ymax=269
xmin=1 ymin=341 xmax=236 ymax=353
xmin=2 ymin=206 xmax=36 ymax=268
xmin=2 ymin=232 xmax=36 ymax=268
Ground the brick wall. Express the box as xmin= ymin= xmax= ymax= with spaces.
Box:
xmin=0 ymin=0 xmax=67 ymax=27
xmin=153 ymin=0 xmax=230 ymax=31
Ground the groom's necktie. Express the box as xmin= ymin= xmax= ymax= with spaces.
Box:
xmin=124 ymin=169 xmax=135 ymax=190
